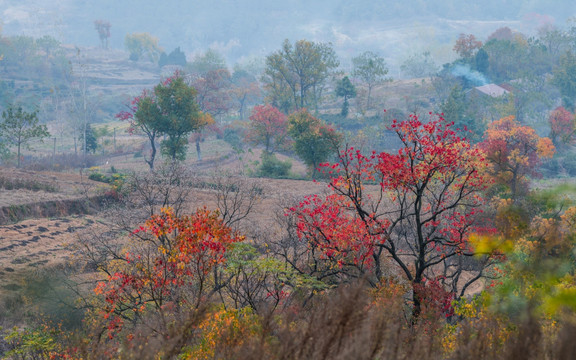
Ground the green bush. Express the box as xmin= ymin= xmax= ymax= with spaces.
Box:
xmin=0 ymin=176 xmax=59 ymax=192
xmin=562 ymin=156 xmax=576 ymax=176
xmin=223 ymin=126 xmax=244 ymax=151
xmin=540 ymin=157 xmax=560 ymax=178
xmin=258 ymin=152 xmax=292 ymax=178
xmin=88 ymin=171 xmax=126 ymax=194
xmin=87 ymin=172 xmax=107 ymax=183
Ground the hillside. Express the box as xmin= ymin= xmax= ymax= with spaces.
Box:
xmin=2 ymin=1 xmax=575 ymax=71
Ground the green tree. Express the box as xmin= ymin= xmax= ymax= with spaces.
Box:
xmin=93 ymin=20 xmax=111 ymax=49
xmin=79 ymin=123 xmax=98 ymax=154
xmin=352 ymin=51 xmax=389 ymax=109
xmin=400 ymin=51 xmax=438 ymax=78
xmin=168 ymin=47 xmax=186 ymax=67
xmin=158 ymin=47 xmax=187 ymax=67
xmin=35 ymin=35 xmax=61 ymax=57
xmin=188 ymin=49 xmax=227 ymax=75
xmin=288 ymin=109 xmax=341 ymax=177
xmin=538 ymin=26 xmax=572 ymax=61
xmin=0 ymin=105 xmax=49 ymax=168
xmin=117 ymin=75 xmax=210 ymax=168
xmin=2 ymin=35 xmax=36 ymax=71
xmin=155 ymin=76 xmax=207 ymax=161
xmin=335 ymin=76 xmax=357 ymax=117
xmin=230 ymin=66 xmax=261 ymax=120
xmin=264 ymin=39 xmax=339 ymax=113
xmin=474 ymin=47 xmax=489 ymax=73
xmin=441 ymin=85 xmax=484 ymax=142
xmin=552 ymin=51 xmax=576 ymax=111
xmin=117 ymin=92 xmax=161 ymax=169
xmin=124 ymin=33 xmax=162 ymax=62
xmin=482 ymin=38 xmax=531 ymax=82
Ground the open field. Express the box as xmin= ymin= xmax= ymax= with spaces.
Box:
xmin=0 ymin=154 xmax=326 ymax=309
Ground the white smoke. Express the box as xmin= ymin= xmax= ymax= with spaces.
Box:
xmin=451 ymin=64 xmax=489 ymax=86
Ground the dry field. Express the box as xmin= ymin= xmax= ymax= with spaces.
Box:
xmin=0 ymin=167 xmax=102 ymax=208
xmin=0 ymin=168 xmax=105 ymax=293
xmin=0 ymin=160 xmax=325 ymax=303
xmin=0 ymin=157 xmax=488 ymax=332
xmin=0 ymin=215 xmax=105 ymax=291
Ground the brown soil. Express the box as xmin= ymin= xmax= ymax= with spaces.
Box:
xmin=0 ymin=167 xmax=102 ymax=206
xmin=0 ymin=167 xmax=108 ymax=225
xmin=0 ymin=215 xmax=105 ymax=291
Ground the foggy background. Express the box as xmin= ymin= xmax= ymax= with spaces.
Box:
xmin=2 ymin=0 xmax=576 ymax=74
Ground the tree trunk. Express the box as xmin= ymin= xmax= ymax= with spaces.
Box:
xmin=367 ymin=84 xmax=373 ymax=109
xmin=146 ymin=137 xmax=157 ymax=171
xmin=196 ymin=137 xmax=202 ymax=161
xmin=412 ymin=283 xmax=422 ymax=325
xmin=17 ymin=143 xmax=21 ymax=168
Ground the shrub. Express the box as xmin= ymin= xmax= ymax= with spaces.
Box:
xmin=562 ymin=156 xmax=576 ymax=176
xmin=540 ymin=157 xmax=561 ymax=178
xmin=0 ymin=176 xmax=59 ymax=192
xmin=26 ymin=154 xmax=104 ymax=171
xmin=223 ymin=126 xmax=244 ymax=151
xmin=258 ymin=152 xmax=292 ymax=178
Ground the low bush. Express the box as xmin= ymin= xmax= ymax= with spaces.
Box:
xmin=562 ymin=156 xmax=576 ymax=176
xmin=540 ymin=157 xmax=561 ymax=177
xmin=258 ymin=152 xmax=292 ymax=178
xmin=0 ymin=177 xmax=59 ymax=193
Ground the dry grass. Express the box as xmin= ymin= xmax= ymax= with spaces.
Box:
xmin=0 ymin=216 xmax=106 ymax=288
xmin=74 ymin=282 xmax=576 ymax=360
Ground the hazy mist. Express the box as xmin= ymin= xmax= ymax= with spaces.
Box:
xmin=2 ymin=0 xmax=576 ymax=73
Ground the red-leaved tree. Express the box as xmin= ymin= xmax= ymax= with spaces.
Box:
xmin=480 ymin=116 xmax=555 ymax=199
xmin=191 ymin=69 xmax=233 ymax=118
xmin=94 ymin=207 xmax=243 ymax=337
xmin=290 ymin=114 xmax=494 ymax=320
xmin=245 ymin=104 xmax=289 ymax=154
xmin=549 ymin=106 xmax=575 ymax=148
xmin=453 ymin=33 xmax=483 ymax=59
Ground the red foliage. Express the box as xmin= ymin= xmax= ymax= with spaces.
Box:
xmin=191 ymin=69 xmax=233 ymax=117
xmin=291 ymin=114 xmax=492 ymax=305
xmin=487 ymin=27 xmax=515 ymax=42
xmin=292 ymin=193 xmax=387 ymax=272
xmin=94 ymin=208 xmax=243 ymax=336
xmin=453 ymin=33 xmax=483 ymax=59
xmin=549 ymin=106 xmax=575 ymax=147
xmin=245 ymin=104 xmax=289 ymax=153
xmin=413 ymin=277 xmax=456 ymax=319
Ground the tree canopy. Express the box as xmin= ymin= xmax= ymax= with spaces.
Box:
xmin=352 ymin=51 xmax=389 ymax=109
xmin=287 ymin=109 xmax=341 ymax=176
xmin=480 ymin=116 xmax=555 ymax=199
xmin=117 ymin=74 xmax=212 ymax=168
xmin=245 ymin=104 xmax=288 ymax=154
xmin=0 ymin=105 xmax=50 ymax=168
xmin=124 ymin=32 xmax=163 ymax=62
xmin=264 ymin=39 xmax=339 ymax=113
xmin=291 ymin=115 xmax=493 ymax=320
xmin=335 ymin=76 xmax=357 ymax=117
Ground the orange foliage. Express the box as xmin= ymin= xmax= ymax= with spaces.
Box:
xmin=453 ymin=33 xmax=483 ymax=59
xmin=245 ymin=104 xmax=288 ymax=153
xmin=93 ymin=208 xmax=243 ymax=337
xmin=480 ymin=116 xmax=555 ymax=199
